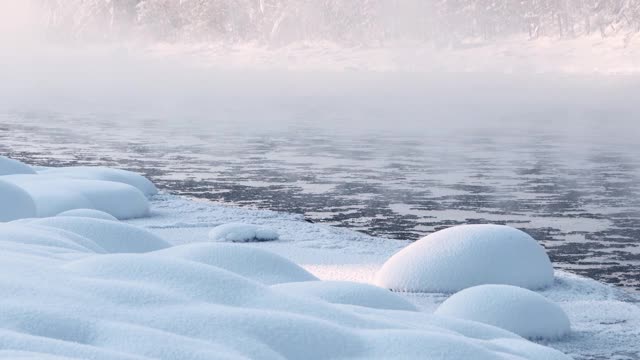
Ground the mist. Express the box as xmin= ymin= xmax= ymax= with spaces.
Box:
xmin=0 ymin=0 xmax=638 ymax=144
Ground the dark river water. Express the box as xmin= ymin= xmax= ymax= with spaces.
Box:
xmin=1 ymin=72 xmax=639 ymax=291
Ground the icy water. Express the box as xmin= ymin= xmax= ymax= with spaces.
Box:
xmin=2 ymin=111 xmax=640 ymax=292
xmin=1 ymin=72 xmax=639 ymax=291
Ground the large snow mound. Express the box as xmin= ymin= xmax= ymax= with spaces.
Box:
xmin=0 ymin=156 xmax=36 ymax=175
xmin=0 ymin=180 xmax=37 ymax=222
xmin=26 ymin=217 xmax=170 ymax=253
xmin=436 ymin=284 xmax=571 ymax=340
xmin=272 ymin=280 xmax=418 ymax=311
xmin=375 ymin=224 xmax=554 ymax=293
xmin=1 ymin=175 xmax=150 ymax=220
xmin=152 ymin=243 xmax=318 ymax=285
xmin=39 ymin=166 xmax=158 ymax=197
xmin=0 ymin=220 xmax=572 ymax=360
xmin=56 ymin=209 xmax=118 ymax=221
xmin=209 ymin=223 xmax=279 ymax=242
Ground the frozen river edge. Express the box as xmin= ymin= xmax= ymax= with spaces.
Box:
xmin=131 ymin=193 xmax=640 ymax=360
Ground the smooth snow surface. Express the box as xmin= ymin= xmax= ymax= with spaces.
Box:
xmin=39 ymin=167 xmax=158 ymax=197
xmin=56 ymin=209 xmax=118 ymax=221
xmin=153 ymin=243 xmax=318 ymax=285
xmin=0 ymin=179 xmax=36 ymax=221
xmin=271 ymin=281 xmax=418 ymax=311
xmin=375 ymin=225 xmax=554 ymax=293
xmin=0 ymin=156 xmax=35 ymax=175
xmin=436 ymin=285 xmax=571 ymax=340
xmin=209 ymin=223 xmax=279 ymax=242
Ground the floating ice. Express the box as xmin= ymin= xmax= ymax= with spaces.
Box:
xmin=436 ymin=284 xmax=571 ymax=340
xmin=375 ymin=224 xmax=554 ymax=293
xmin=271 ymin=280 xmax=418 ymax=311
xmin=209 ymin=223 xmax=279 ymax=242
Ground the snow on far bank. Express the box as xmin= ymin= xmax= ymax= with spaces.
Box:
xmin=145 ymin=35 xmax=640 ymax=74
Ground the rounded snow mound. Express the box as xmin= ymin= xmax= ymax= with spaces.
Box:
xmin=152 ymin=243 xmax=318 ymax=285
xmin=209 ymin=223 xmax=279 ymax=242
xmin=56 ymin=209 xmax=118 ymax=221
xmin=375 ymin=224 xmax=554 ymax=293
xmin=435 ymin=284 xmax=571 ymax=340
xmin=1 ymin=176 xmax=150 ymax=219
xmin=39 ymin=166 xmax=158 ymax=197
xmin=271 ymin=280 xmax=418 ymax=311
xmin=0 ymin=180 xmax=37 ymax=222
xmin=29 ymin=217 xmax=170 ymax=253
xmin=0 ymin=156 xmax=36 ymax=175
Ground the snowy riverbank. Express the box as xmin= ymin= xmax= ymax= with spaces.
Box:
xmin=1 ymin=157 xmax=639 ymax=359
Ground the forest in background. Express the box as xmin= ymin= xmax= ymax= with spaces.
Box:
xmin=38 ymin=0 xmax=640 ymax=46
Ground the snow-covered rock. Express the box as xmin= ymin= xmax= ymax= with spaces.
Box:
xmin=375 ymin=224 xmax=554 ymax=293
xmin=209 ymin=223 xmax=279 ymax=242
xmin=0 ymin=156 xmax=36 ymax=175
xmin=271 ymin=280 xmax=418 ymax=311
xmin=27 ymin=217 xmax=170 ymax=253
xmin=0 ymin=179 xmax=37 ymax=222
xmin=56 ymin=209 xmax=119 ymax=221
xmin=39 ymin=166 xmax=158 ymax=197
xmin=436 ymin=284 xmax=571 ymax=340
xmin=153 ymin=243 xmax=318 ymax=285
xmin=2 ymin=175 xmax=150 ymax=219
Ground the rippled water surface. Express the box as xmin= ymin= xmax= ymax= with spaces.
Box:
xmin=2 ymin=73 xmax=639 ymax=291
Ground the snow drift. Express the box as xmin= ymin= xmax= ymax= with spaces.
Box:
xmin=375 ymin=225 xmax=554 ymax=293
xmin=436 ymin=284 xmax=571 ymax=340
xmin=0 ymin=220 xmax=572 ymax=360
